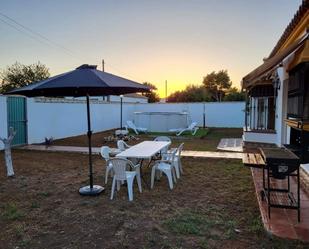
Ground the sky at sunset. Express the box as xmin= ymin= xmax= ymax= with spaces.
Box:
xmin=0 ymin=0 xmax=302 ymax=97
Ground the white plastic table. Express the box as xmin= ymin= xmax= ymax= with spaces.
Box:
xmin=116 ymin=141 xmax=171 ymax=159
xmin=116 ymin=141 xmax=171 ymax=188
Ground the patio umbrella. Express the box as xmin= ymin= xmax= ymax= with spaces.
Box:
xmin=5 ymin=64 xmax=150 ymax=196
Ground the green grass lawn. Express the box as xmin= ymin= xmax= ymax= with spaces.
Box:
xmin=134 ymin=128 xmax=209 ymax=138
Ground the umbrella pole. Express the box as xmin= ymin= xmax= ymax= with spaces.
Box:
xmin=120 ymin=96 xmax=123 ymax=129
xmin=79 ymin=94 xmax=104 ymax=196
xmin=87 ymin=94 xmax=94 ymax=188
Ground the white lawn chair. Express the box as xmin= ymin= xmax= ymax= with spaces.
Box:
xmin=154 ymin=136 xmax=171 ymax=154
xmin=154 ymin=136 xmax=171 ymax=142
xmin=126 ymin=120 xmax=148 ymax=135
xmin=151 ymin=149 xmax=177 ymax=190
xmin=169 ymin=122 xmax=199 ymax=136
xmin=100 ymin=146 xmax=114 ymax=184
xmin=117 ymin=140 xmax=131 ymax=151
xmin=108 ymin=158 xmax=142 ymax=201
xmin=163 ymin=143 xmax=184 ymax=178
xmin=117 ymin=140 xmax=140 ymax=165
xmin=175 ymin=143 xmax=184 ymax=175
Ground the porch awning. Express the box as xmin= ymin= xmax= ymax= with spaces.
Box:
xmin=242 ymin=33 xmax=308 ymax=89
xmin=287 ymin=39 xmax=309 ymax=71
xmin=249 ymin=85 xmax=274 ymax=97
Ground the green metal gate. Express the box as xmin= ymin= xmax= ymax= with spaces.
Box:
xmin=7 ymin=96 xmax=27 ymax=146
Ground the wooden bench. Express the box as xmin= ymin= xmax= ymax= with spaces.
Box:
xmin=243 ymin=153 xmax=265 ymax=168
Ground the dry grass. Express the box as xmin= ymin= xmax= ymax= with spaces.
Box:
xmin=0 ymin=150 xmax=307 ymax=248
xmin=52 ymin=127 xmax=243 ymax=151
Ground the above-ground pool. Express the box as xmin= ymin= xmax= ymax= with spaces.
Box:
xmin=134 ymin=112 xmax=188 ymax=132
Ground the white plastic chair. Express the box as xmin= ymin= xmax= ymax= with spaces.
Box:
xmin=175 ymin=143 xmax=184 ymax=175
xmin=126 ymin=120 xmax=148 ymax=135
xmin=151 ymin=149 xmax=177 ymax=190
xmin=154 ymin=136 xmax=171 ymax=154
xmin=154 ymin=136 xmax=171 ymax=142
xmin=117 ymin=140 xmax=140 ymax=165
xmin=163 ymin=143 xmax=184 ymax=178
xmin=169 ymin=122 xmax=199 ymax=136
xmin=100 ymin=146 xmax=113 ymax=184
xmin=117 ymin=140 xmax=131 ymax=151
xmin=108 ymin=158 xmax=142 ymax=201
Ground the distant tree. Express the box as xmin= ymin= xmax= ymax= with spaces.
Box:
xmin=223 ymin=87 xmax=245 ymax=101
xmin=202 ymin=70 xmax=232 ymax=102
xmin=142 ymin=82 xmax=160 ymax=103
xmin=0 ymin=62 xmax=50 ymax=93
xmin=167 ymin=85 xmax=211 ymax=102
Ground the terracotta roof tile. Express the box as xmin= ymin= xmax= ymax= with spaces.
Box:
xmin=269 ymin=0 xmax=309 ymax=58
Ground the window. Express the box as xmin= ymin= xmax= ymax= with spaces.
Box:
xmin=248 ymin=96 xmax=275 ymax=131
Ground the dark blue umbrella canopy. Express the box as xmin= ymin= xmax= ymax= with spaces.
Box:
xmin=7 ymin=64 xmax=150 ymax=97
xmin=5 ymin=64 xmax=150 ymax=196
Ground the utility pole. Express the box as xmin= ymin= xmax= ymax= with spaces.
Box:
xmin=165 ymin=80 xmax=167 ymax=102
xmin=102 ymin=59 xmax=105 ymax=101
xmin=203 ymin=102 xmax=206 ymax=128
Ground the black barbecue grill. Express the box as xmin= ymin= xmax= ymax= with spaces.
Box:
xmin=260 ymin=147 xmax=301 ymax=222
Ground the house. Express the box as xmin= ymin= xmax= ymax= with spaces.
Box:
xmin=242 ymin=0 xmax=309 ymax=163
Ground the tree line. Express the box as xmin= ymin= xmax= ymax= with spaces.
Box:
xmin=167 ymin=70 xmax=245 ymax=102
xmin=0 ymin=62 xmax=244 ymax=103
xmin=0 ymin=62 xmax=50 ymax=93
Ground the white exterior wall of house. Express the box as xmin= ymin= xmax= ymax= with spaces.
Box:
xmin=243 ymin=132 xmax=277 ymax=144
xmin=243 ymin=26 xmax=308 ymax=146
xmin=271 ymin=67 xmax=284 ymax=146
xmin=275 ymin=66 xmax=290 ymax=146
xmin=0 ymin=96 xmax=7 ymax=150
xmin=243 ymin=66 xmax=289 ymax=146
xmin=243 ymin=87 xmax=278 ymax=144
xmin=271 ymin=52 xmax=295 ymax=146
xmin=243 ymin=129 xmax=278 ymax=144
xmin=243 ymin=54 xmax=294 ymax=146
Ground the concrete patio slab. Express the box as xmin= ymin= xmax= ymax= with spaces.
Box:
xmin=217 ymin=138 xmax=243 ymax=152
xmin=19 ymin=145 xmax=243 ymax=159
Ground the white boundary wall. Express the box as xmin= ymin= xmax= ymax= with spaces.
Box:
xmin=0 ymin=97 xmax=244 ymax=146
xmin=26 ymin=98 xmax=134 ymax=144
xmin=0 ymin=96 xmax=7 ymax=150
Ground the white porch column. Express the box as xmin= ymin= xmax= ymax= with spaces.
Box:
xmin=276 ymin=67 xmax=289 ymax=146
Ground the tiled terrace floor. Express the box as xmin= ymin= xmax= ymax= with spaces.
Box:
xmin=251 ymin=168 xmax=309 ymax=242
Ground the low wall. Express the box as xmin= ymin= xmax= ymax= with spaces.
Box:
xmin=0 ymin=96 xmax=7 ymax=150
xmin=243 ymin=130 xmax=277 ymax=144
